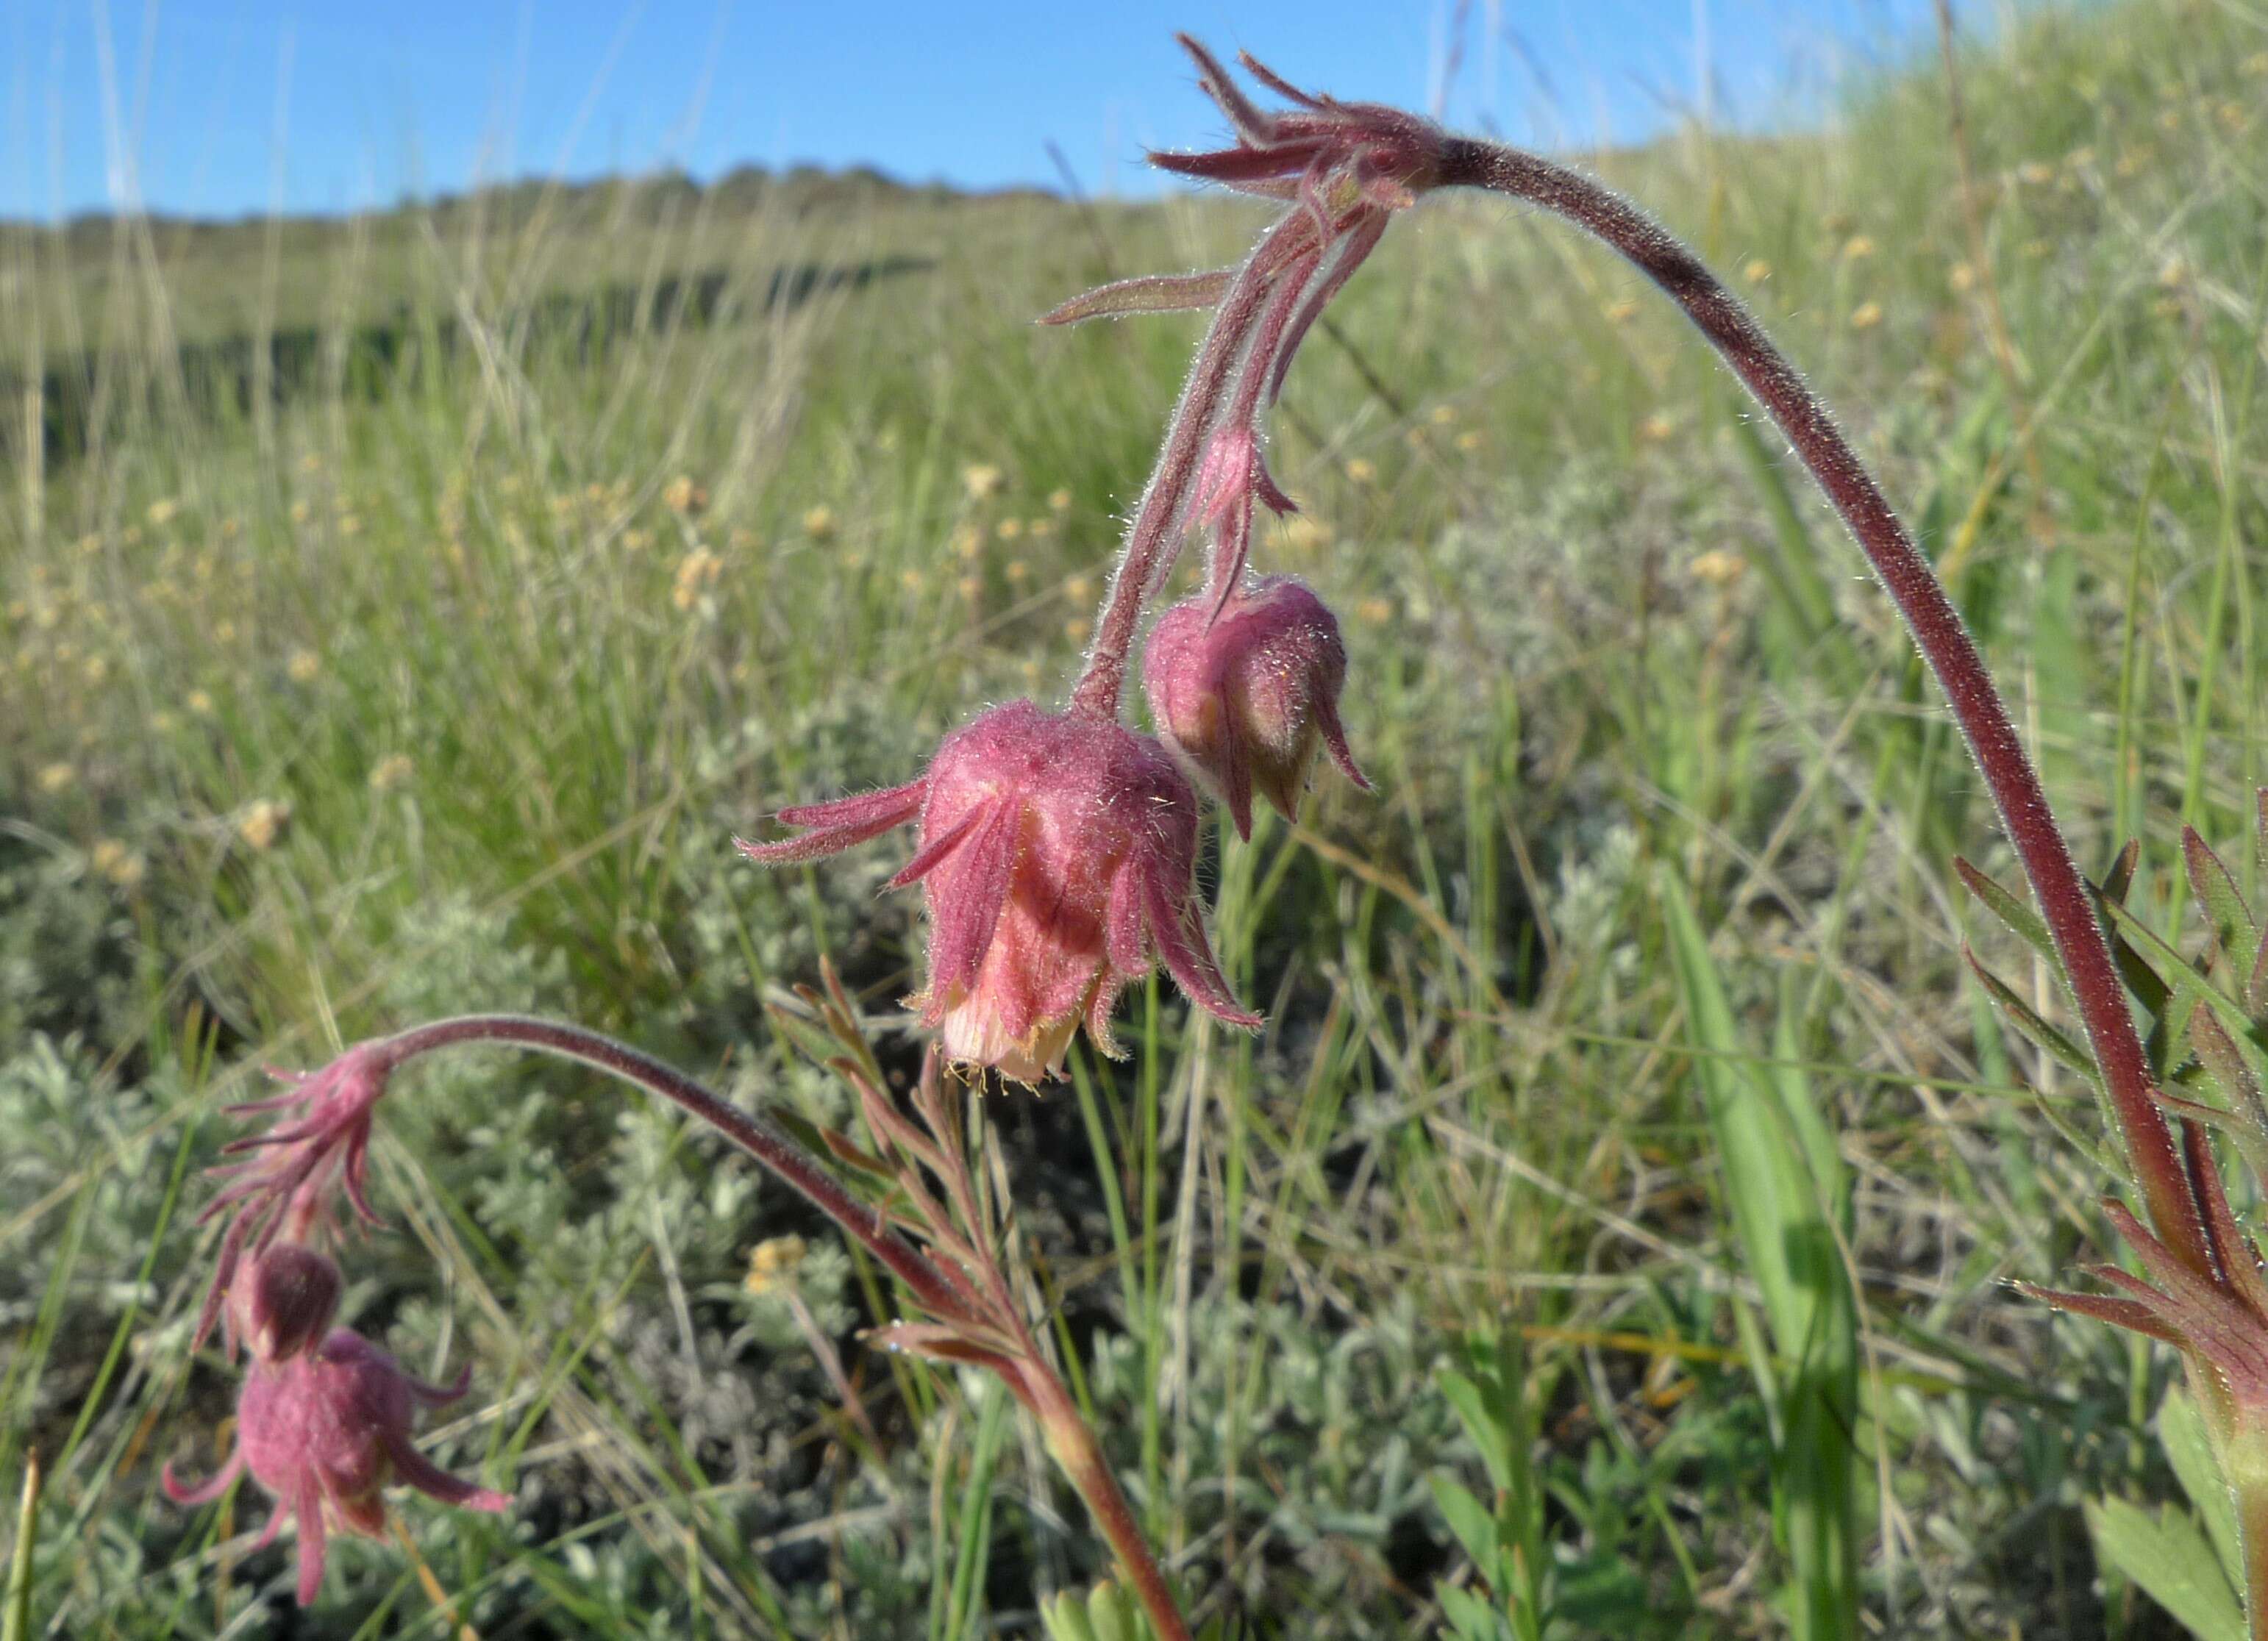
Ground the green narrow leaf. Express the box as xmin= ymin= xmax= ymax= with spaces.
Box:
xmin=1431 ymin=1474 xmax=1503 ymax=1581
xmin=1439 ymin=1371 xmax=1511 ymax=1494
xmin=1438 ymin=1581 xmax=1506 ymax=1641
xmin=1962 ymin=947 xmax=2103 ymax=1082
xmin=4 ymin=1449 xmax=38 ymax=1641
xmin=2085 ymin=1497 xmax=2246 ymax=1641
xmin=2159 ymin=1390 xmax=2243 ymax=1593
xmin=1955 ymin=857 xmax=2059 ymax=968
xmin=1041 ymin=1590 xmax=1099 ymax=1641
xmin=1661 ymin=868 xmax=1858 ymax=1641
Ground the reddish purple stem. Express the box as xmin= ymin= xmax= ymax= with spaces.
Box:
xmin=1432 ymin=136 xmax=2209 ymax=1275
xmin=370 ymin=1016 xmax=986 ymax=1326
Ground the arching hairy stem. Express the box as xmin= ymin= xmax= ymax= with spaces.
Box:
xmin=1430 ymin=136 xmax=2208 ymax=1276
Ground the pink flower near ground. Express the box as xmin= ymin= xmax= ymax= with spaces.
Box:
xmin=163 ymin=1326 xmax=508 ymax=1606
xmin=740 ymin=700 xmax=1259 ymax=1082
xmin=1145 ymin=576 xmax=1369 ymax=839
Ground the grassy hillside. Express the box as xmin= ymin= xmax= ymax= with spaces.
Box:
xmin=4 ymin=1 xmax=2265 ymax=1634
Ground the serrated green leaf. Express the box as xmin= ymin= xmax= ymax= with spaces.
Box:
xmin=2086 ymin=1496 xmax=2246 ymax=1641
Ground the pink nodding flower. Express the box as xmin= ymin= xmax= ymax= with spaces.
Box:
xmin=738 ymin=700 xmax=1259 ymax=1082
xmin=193 ymin=1044 xmax=394 ymax=1353
xmin=1145 ymin=576 xmax=1368 ymax=840
xmin=163 ymin=1325 xmax=508 ymax=1606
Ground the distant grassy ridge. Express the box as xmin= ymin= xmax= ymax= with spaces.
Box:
xmin=0 ymin=253 xmax=931 ymax=471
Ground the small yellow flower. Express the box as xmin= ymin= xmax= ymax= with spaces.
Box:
xmin=1743 ymin=258 xmax=1772 ymax=283
xmin=1354 ymin=596 xmax=1394 ymax=626
xmin=369 ymin=753 xmax=415 ymax=792
xmin=213 ymin=620 xmax=238 ymax=644
xmin=288 ymin=500 xmax=310 ymax=525
xmin=1949 ymin=261 xmax=1977 ymax=292
xmin=151 ymin=710 xmax=179 ymax=734
xmin=1602 ymin=298 xmax=1640 ymax=323
xmin=962 ymin=463 xmax=1005 ymax=501
xmin=673 ymin=548 xmax=724 ymax=610
xmin=2064 ymin=146 xmax=2094 ymax=171
xmin=663 ymin=475 xmax=708 ymax=515
xmin=1638 ymin=412 xmax=1675 ymax=442
xmin=147 ymin=498 xmax=180 ymax=527
xmin=1689 ymin=548 xmax=1748 ymax=586
xmin=1005 ymin=561 xmax=1030 ymax=583
xmin=2017 ymin=160 xmax=2054 ymax=185
xmin=996 ymin=517 xmax=1024 ymax=542
xmin=1019 ymin=657 xmax=1044 ymax=687
xmin=957 ymin=574 xmax=982 ymax=601
xmin=900 ymin=568 xmax=927 ymax=593
xmin=1841 ymin=235 xmax=1875 ymax=261
xmin=90 ymin=839 xmax=145 ymax=888
xmin=1063 ymin=574 xmax=1095 ymax=604
xmin=1026 ymin=517 xmax=1055 ymax=540
xmin=287 ymin=648 xmax=321 ymax=683
xmin=337 ymin=514 xmax=361 ymax=538
xmin=1455 ymin=429 xmax=1483 ymax=453
xmin=1430 ymin=404 xmax=1458 ymax=425
xmin=952 ymin=524 xmax=984 ymax=559
xmin=82 ymin=654 xmax=110 ymax=684
xmin=1850 ymin=301 xmax=1883 ymax=330
xmin=75 ymin=532 xmax=101 ymax=557
xmin=1047 ymin=487 xmax=1072 ymax=512
xmin=237 ymin=798 xmax=293 ymax=852
xmin=621 ymin=528 xmax=653 ymax=553
xmin=37 ymin=762 xmax=76 ymax=794
xmin=802 ymin=506 xmax=836 ymax=540
xmin=744 ymin=1235 xmax=808 ymax=1298
xmin=1063 ymin=617 xmax=1092 ymax=643
xmin=188 ymin=689 xmax=215 ymax=716
xmin=1344 ymin=457 xmax=1376 ymax=485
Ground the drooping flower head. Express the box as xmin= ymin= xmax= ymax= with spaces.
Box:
xmin=192 ymin=1044 xmax=394 ymax=1352
xmin=1146 ymin=576 xmax=1369 ymax=840
xmin=739 ymin=700 xmax=1258 ymax=1082
xmin=163 ymin=1326 xmax=508 ymax=1606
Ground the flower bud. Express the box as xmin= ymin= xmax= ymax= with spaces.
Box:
xmin=1144 ymin=576 xmax=1369 ymax=839
xmin=230 ymin=1243 xmax=343 ymax=1364
xmin=164 ymin=1326 xmax=508 ymax=1606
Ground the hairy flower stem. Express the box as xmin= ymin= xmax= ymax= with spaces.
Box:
xmin=362 ymin=1018 xmax=1194 ymax=1634
xmin=368 ymin=1015 xmax=980 ymax=1325
xmin=1070 ymin=215 xmax=1308 ymax=721
xmin=1432 ymin=136 xmax=2211 ymax=1279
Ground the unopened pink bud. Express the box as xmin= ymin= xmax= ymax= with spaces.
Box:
xmin=231 ymin=1243 xmax=343 ymax=1364
xmin=164 ymin=1326 xmax=507 ymax=1606
xmin=1144 ymin=576 xmax=1369 ymax=839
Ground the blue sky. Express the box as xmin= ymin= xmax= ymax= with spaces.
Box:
xmin=2 ymin=1 xmax=1955 ymax=221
